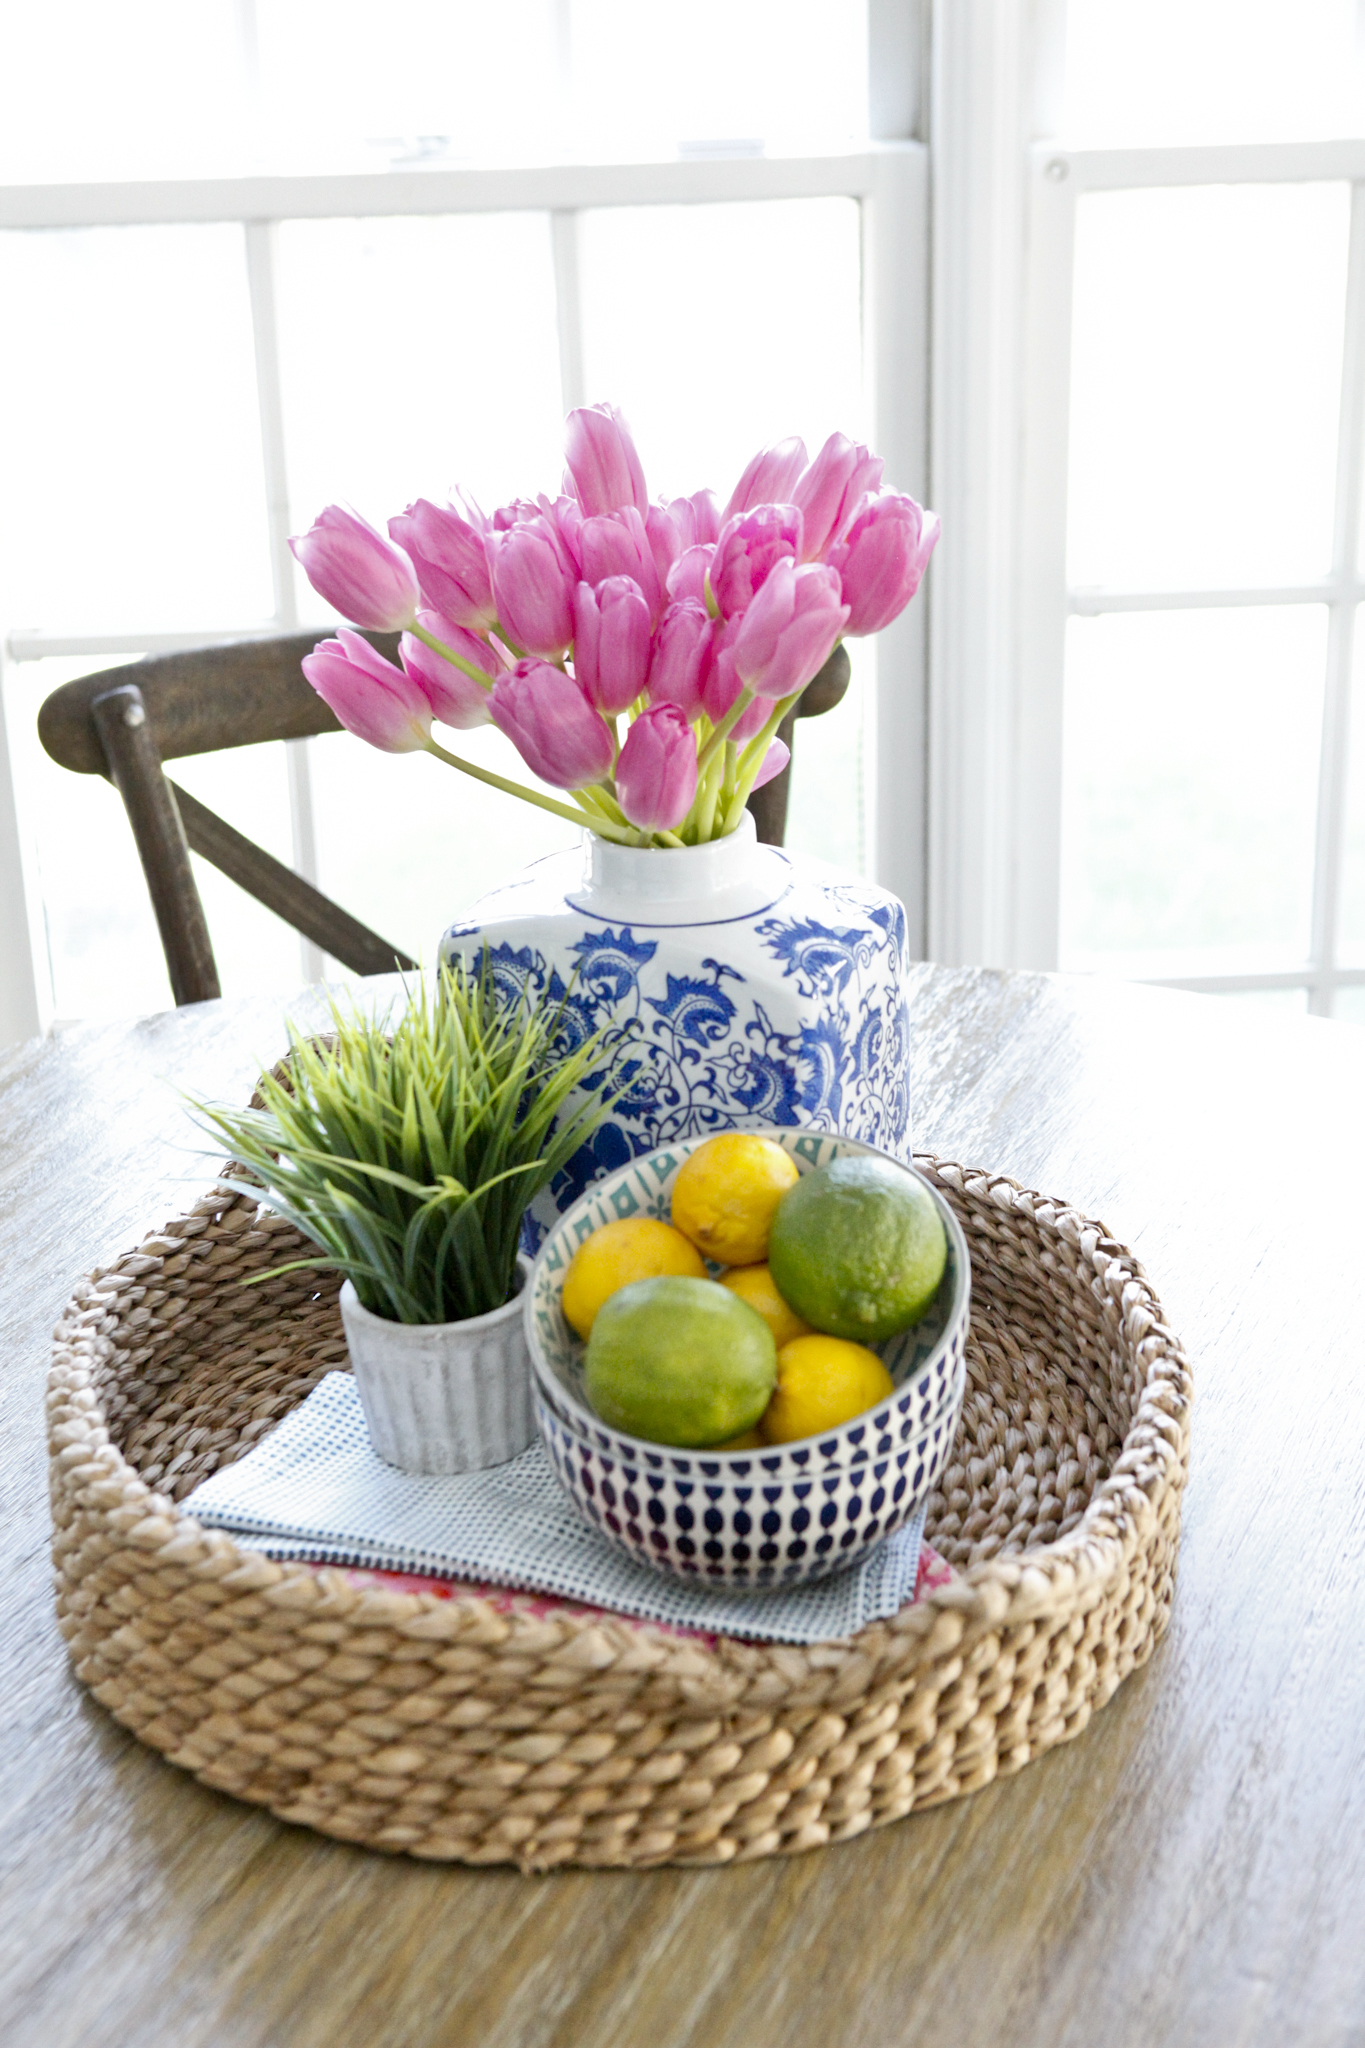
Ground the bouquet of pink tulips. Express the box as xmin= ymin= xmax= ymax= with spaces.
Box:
xmin=291 ymin=405 xmax=938 ymax=848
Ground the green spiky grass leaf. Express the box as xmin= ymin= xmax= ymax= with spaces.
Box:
xmin=192 ymin=956 xmax=622 ymax=1324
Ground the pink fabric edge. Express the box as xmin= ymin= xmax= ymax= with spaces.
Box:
xmin=332 ymin=1543 xmax=957 ymax=1648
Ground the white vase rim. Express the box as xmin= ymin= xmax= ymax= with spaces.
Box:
xmin=339 ymin=1253 xmax=530 ymax=1336
xmin=571 ymin=810 xmax=792 ymax=924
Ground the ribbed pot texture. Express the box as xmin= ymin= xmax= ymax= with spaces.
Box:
xmin=339 ymin=1256 xmax=534 ymax=1474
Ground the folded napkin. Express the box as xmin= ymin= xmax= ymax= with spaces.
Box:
xmin=183 ymin=1372 xmax=926 ymax=1647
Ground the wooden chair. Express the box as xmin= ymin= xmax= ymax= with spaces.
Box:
xmin=37 ymin=634 xmax=850 ymax=1007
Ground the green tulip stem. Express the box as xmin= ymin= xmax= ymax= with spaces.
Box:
xmin=423 ymin=737 xmax=636 ymax=842
xmin=408 ymin=620 xmax=496 ymax=691
xmin=694 ymin=685 xmax=754 ymax=775
xmin=720 ymin=689 xmax=803 ymax=836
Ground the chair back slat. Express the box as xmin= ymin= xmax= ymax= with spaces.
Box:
xmin=38 ymin=632 xmax=399 ymax=773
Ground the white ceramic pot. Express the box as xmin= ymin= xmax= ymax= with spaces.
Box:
xmin=339 ymin=1256 xmax=534 ymax=1474
xmin=441 ymin=812 xmax=913 ymax=1248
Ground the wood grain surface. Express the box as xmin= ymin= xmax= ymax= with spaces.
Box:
xmin=3 ymin=968 xmax=1364 ymax=2048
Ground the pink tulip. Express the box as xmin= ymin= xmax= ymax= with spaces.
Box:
xmin=485 ymin=517 xmax=577 ymax=659
xmin=666 ymin=544 xmax=714 ymax=608
xmin=647 ymin=599 xmax=711 ymax=719
xmin=791 ymin=433 xmax=884 ymax=560
xmin=302 ymin=630 xmax=432 ymax=752
xmin=387 ymin=498 xmax=494 ymax=631
xmin=573 ymin=577 xmax=653 ymax=715
xmin=645 ymin=503 xmax=684 ymax=593
xmin=667 ymin=490 xmax=721 ymax=548
xmin=615 ymin=704 xmax=699 ymax=832
xmin=729 ymin=559 xmax=849 ymax=699
xmin=709 ymin=503 xmax=803 ymax=618
xmin=399 ymin=609 xmax=497 ymax=730
xmin=827 ymin=491 xmax=940 ymax=635
xmin=722 ymin=437 xmax=808 ymax=523
xmin=700 ymin=619 xmax=771 ymax=744
xmin=578 ymin=507 xmax=666 ymax=621
xmin=290 ymin=505 xmax=420 ymax=631
xmin=564 ymin=403 xmax=648 ymax=516
xmin=490 ymin=660 xmax=614 ymax=788
xmin=751 ymin=738 xmax=790 ymax=790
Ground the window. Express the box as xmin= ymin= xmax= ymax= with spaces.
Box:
xmin=1010 ymin=2 xmax=1365 ymax=1016
xmin=0 ymin=2 xmax=925 ymax=1042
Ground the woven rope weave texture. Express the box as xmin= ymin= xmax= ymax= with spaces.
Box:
xmin=47 ymin=1156 xmax=1193 ymax=1870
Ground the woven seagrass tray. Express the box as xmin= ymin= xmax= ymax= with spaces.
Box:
xmin=47 ymin=1156 xmax=1192 ymax=1871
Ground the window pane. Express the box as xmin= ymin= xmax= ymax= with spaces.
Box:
xmin=784 ymin=641 xmax=867 ymax=876
xmin=1059 ymin=607 xmax=1325 ymax=971
xmin=1064 ymin=0 xmax=1360 ymax=146
xmin=1215 ymin=988 xmax=1310 ymax=1011
xmin=275 ymin=213 xmax=563 ymax=608
xmin=1333 ymin=985 xmax=1365 ymax=1023
xmin=0 ymin=226 xmax=274 ymax=633
xmin=1067 ymin=186 xmax=1347 ymax=591
xmin=0 ymin=2 xmax=244 ymax=182
xmin=564 ymin=2 xmax=866 ymax=157
xmin=254 ymin=1 xmax=865 ymax=168
xmin=579 ymin=198 xmax=864 ymax=500
xmin=308 ymin=726 xmax=578 ymax=973
xmin=5 ymin=656 xmax=307 ymax=1020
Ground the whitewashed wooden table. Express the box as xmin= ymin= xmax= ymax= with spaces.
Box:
xmin=3 ymin=967 xmax=1364 ymax=2048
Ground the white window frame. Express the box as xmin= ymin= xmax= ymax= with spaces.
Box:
xmin=1017 ymin=136 xmax=1365 ymax=1014
xmin=0 ymin=141 xmax=928 ymax=1046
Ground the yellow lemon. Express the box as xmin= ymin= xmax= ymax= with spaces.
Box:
xmin=670 ymin=1133 xmax=799 ymax=1266
xmin=761 ymin=1334 xmax=896 ymax=1445
xmin=717 ymin=1262 xmax=812 ymax=1350
xmin=561 ymin=1217 xmax=705 ymax=1339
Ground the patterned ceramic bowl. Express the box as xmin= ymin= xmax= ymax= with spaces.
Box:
xmin=525 ymin=1127 xmax=971 ymax=1589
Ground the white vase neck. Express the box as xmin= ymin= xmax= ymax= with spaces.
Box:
xmin=569 ymin=811 xmax=791 ymax=925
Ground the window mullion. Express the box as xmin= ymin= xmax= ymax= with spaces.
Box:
xmin=244 ymin=216 xmax=324 ymax=984
xmin=550 ymin=210 xmax=586 ymax=416
xmin=1307 ymin=180 xmax=1365 ymax=1015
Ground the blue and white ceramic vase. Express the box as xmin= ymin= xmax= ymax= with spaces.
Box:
xmin=440 ymin=811 xmax=912 ymax=1246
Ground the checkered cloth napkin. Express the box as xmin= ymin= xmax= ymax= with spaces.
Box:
xmin=183 ymin=1371 xmax=928 ymax=1647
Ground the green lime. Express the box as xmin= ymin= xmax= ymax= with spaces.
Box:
xmin=583 ymin=1276 xmax=777 ymax=1448
xmin=768 ymin=1157 xmax=947 ymax=1343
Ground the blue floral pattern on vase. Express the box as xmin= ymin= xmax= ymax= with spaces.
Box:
xmin=442 ymin=842 xmax=912 ymax=1247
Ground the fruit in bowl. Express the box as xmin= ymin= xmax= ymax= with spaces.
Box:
xmin=555 ymin=1132 xmax=951 ymax=1452
xmin=526 ymin=1129 xmax=971 ymax=1590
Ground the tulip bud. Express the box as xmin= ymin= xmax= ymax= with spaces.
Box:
xmin=700 ymin=618 xmax=771 ymax=744
xmin=667 ymin=490 xmax=721 ymax=548
xmin=722 ymin=437 xmax=808 ymax=523
xmin=828 ymin=492 xmax=940 ymax=635
xmin=399 ymin=608 xmax=498 ymax=730
xmin=729 ymin=559 xmax=849 ymax=700
xmin=615 ymin=704 xmax=699 ymax=832
xmin=290 ymin=506 xmax=420 ymax=631
xmin=573 ymin=577 xmax=652 ymax=715
xmin=666 ymin=545 xmax=714 ymax=608
xmin=645 ymin=504 xmax=684 ymax=594
xmin=709 ymin=503 xmax=803 ymax=618
xmin=387 ymin=498 xmax=495 ymax=632
xmin=578 ymin=506 xmax=666 ymax=621
xmin=751 ymin=738 xmax=791 ymax=790
xmin=647 ymin=599 xmax=711 ymax=719
xmin=791 ymin=433 xmax=884 ymax=560
xmin=564 ymin=402 xmax=648 ymax=516
xmin=302 ymin=630 xmax=432 ymax=752
xmin=485 ymin=517 xmax=577 ymax=659
xmin=490 ymin=659 xmax=614 ymax=788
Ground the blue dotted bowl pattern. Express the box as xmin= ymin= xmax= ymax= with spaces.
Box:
xmin=525 ymin=1126 xmax=971 ymax=1589
xmin=534 ymin=1379 xmax=964 ymax=1589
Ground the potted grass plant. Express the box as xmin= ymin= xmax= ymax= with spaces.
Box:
xmin=195 ymin=959 xmax=618 ymax=1474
